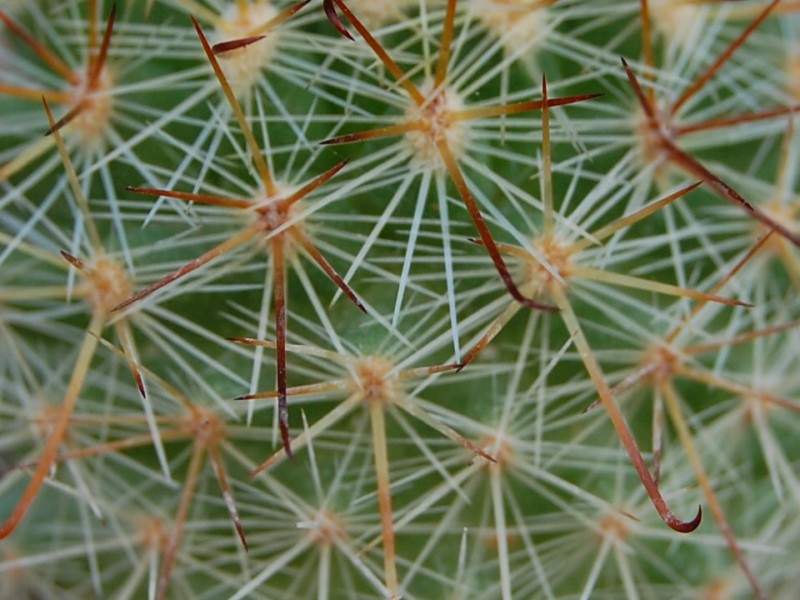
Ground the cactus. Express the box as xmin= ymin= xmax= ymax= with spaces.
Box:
xmin=1 ymin=1 xmax=799 ymax=598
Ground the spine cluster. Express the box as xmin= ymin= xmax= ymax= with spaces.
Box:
xmin=1 ymin=1 xmax=799 ymax=598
